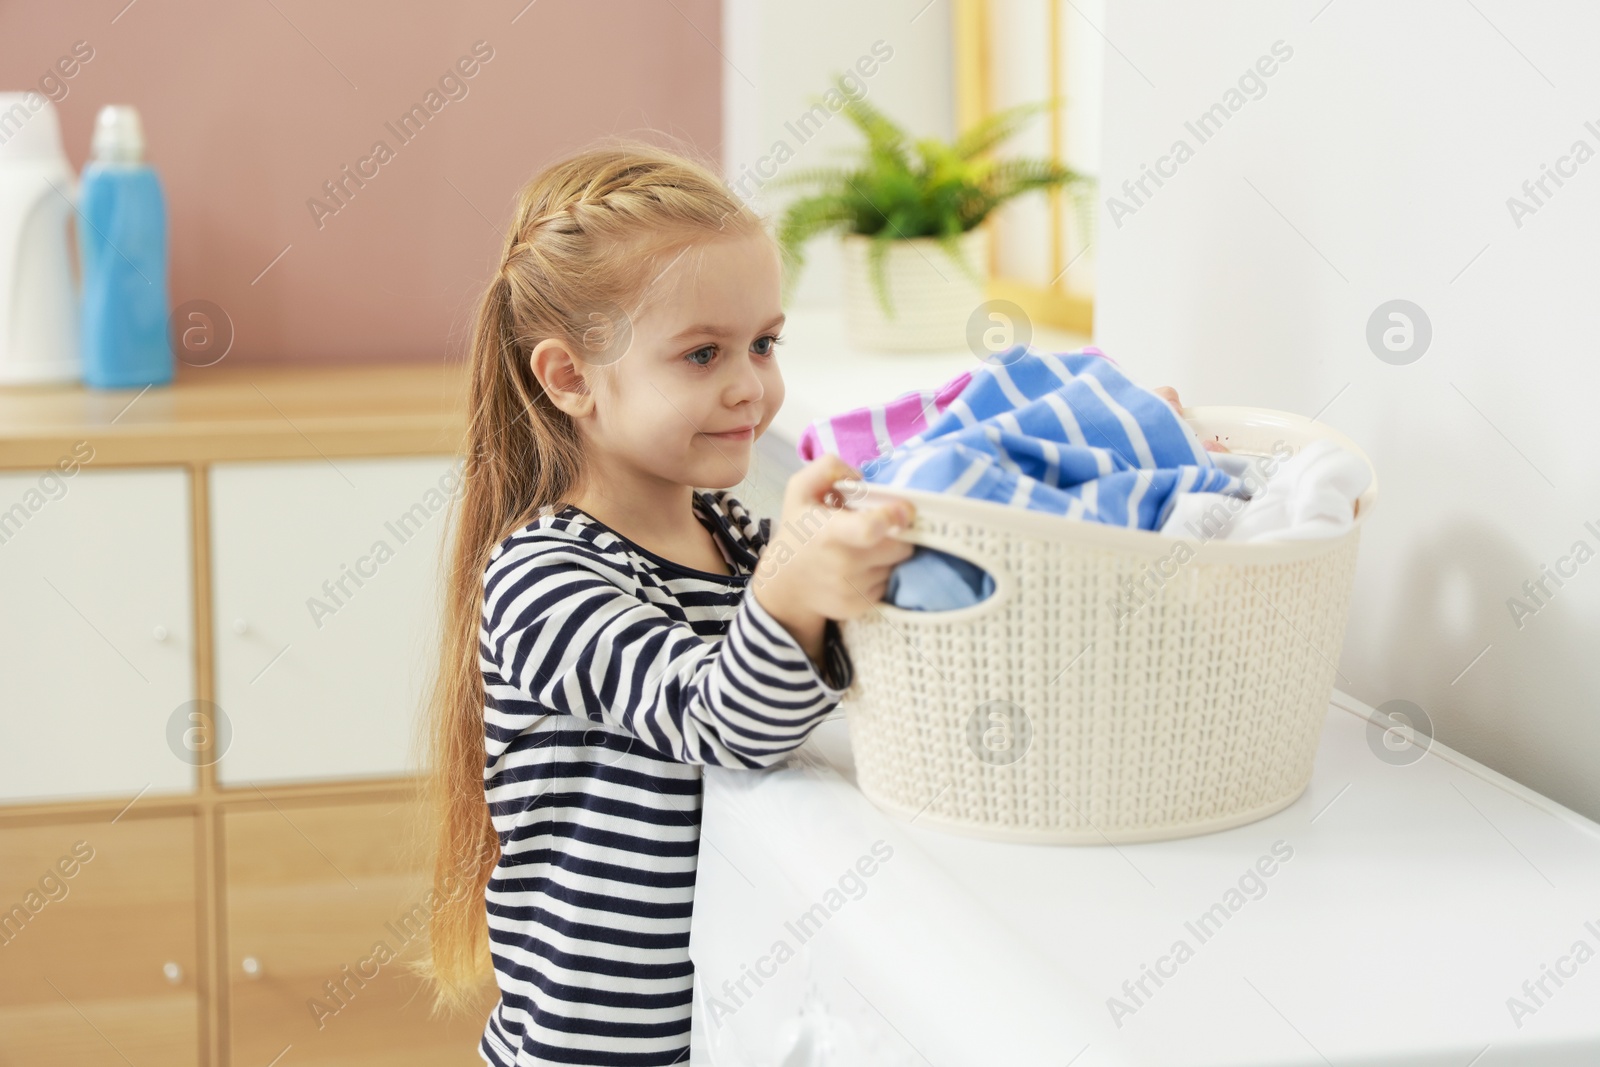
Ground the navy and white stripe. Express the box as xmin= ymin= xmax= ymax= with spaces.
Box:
xmin=476 ymin=489 xmax=852 ymax=1066
xmin=871 ymin=348 xmax=1247 ymax=529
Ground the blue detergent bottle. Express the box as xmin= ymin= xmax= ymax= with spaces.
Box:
xmin=77 ymin=105 xmax=172 ymax=389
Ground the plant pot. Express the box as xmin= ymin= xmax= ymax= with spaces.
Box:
xmin=840 ymin=227 xmax=989 ymax=352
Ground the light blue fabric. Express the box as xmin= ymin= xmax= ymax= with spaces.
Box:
xmin=884 ymin=546 xmax=996 ymax=611
xmin=870 ymin=347 xmax=1249 ymax=611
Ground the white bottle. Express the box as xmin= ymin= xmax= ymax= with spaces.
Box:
xmin=0 ymin=93 xmax=80 ymax=385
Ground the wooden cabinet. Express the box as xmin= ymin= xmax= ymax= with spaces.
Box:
xmin=0 ymin=467 xmax=196 ymax=803
xmin=0 ymin=814 xmax=201 ymax=1066
xmin=223 ymin=798 xmax=491 ymax=1067
xmin=208 ymin=457 xmax=460 ymax=786
xmin=0 ymin=364 xmax=480 ymax=1066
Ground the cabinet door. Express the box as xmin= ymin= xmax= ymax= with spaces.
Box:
xmin=224 ymin=798 xmax=493 ymax=1066
xmin=209 ymin=456 xmax=459 ymax=785
xmin=0 ymin=814 xmax=201 ymax=1065
xmin=0 ymin=467 xmax=195 ymax=802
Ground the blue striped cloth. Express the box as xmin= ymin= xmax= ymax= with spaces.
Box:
xmin=865 ymin=346 xmax=1245 ymax=527
xmin=867 ymin=347 xmax=1248 ymax=610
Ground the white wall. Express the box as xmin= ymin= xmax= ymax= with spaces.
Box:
xmin=1095 ymin=0 xmax=1600 ymax=820
xmin=722 ymin=0 xmax=955 ymax=309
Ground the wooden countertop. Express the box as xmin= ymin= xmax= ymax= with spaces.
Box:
xmin=0 ymin=361 xmax=468 ymax=468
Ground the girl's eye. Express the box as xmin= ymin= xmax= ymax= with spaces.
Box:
xmin=685 ymin=334 xmax=784 ymax=368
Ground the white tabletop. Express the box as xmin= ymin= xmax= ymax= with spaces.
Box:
xmin=689 ymin=689 xmax=1600 ymax=1066
xmin=697 ymin=312 xmax=1600 ymax=1065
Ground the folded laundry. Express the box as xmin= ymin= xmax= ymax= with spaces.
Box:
xmin=798 ymin=345 xmax=1250 ymax=610
xmin=1158 ymin=438 xmax=1370 ymax=543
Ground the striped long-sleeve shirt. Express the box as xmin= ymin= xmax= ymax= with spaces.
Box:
xmin=477 ymin=488 xmax=853 ymax=1066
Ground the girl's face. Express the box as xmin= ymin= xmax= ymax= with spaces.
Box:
xmin=570 ymin=230 xmax=787 ymax=493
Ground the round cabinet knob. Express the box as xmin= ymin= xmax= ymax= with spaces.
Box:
xmin=162 ymin=961 xmax=182 ymax=984
xmin=152 ymin=625 xmax=170 ymax=643
xmin=232 ymin=618 xmax=249 ymax=635
xmin=241 ymin=956 xmax=262 ymax=978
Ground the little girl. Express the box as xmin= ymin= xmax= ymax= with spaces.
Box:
xmin=420 ymin=140 xmax=915 ymax=1067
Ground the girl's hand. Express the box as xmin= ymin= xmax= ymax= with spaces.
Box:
xmin=1155 ymin=385 xmax=1230 ymax=453
xmin=752 ymin=455 xmax=915 ymax=657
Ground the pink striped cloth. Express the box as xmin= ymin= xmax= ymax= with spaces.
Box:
xmin=796 ymin=346 xmax=1110 ymax=470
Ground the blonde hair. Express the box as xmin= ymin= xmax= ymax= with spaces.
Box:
xmin=415 ymin=137 xmax=773 ymax=1010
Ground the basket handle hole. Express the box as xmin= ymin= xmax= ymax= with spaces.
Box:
xmin=884 ymin=545 xmax=997 ymax=612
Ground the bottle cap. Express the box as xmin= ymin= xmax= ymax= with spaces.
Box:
xmin=91 ymin=105 xmax=145 ymax=163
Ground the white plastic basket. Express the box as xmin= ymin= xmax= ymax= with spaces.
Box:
xmin=833 ymin=406 xmax=1378 ymax=845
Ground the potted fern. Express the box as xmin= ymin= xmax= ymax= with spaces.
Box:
xmin=772 ymin=76 xmax=1094 ymax=352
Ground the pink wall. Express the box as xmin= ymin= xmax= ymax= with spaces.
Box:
xmin=1 ymin=0 xmax=723 ymax=365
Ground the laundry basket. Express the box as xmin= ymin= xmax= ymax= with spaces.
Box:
xmin=832 ymin=406 xmax=1378 ymax=845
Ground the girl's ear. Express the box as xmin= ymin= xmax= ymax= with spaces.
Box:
xmin=530 ymin=337 xmax=595 ymax=417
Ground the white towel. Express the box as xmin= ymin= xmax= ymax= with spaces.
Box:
xmin=1159 ymin=439 xmax=1370 ymax=542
